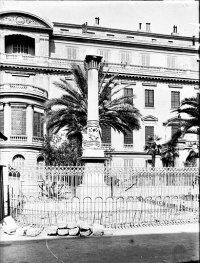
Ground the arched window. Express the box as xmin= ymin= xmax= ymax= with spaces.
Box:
xmin=5 ymin=35 xmax=35 ymax=56
xmin=12 ymin=154 xmax=25 ymax=167
xmin=37 ymin=156 xmax=45 ymax=166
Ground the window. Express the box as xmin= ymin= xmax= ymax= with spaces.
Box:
xmin=98 ymin=49 xmax=109 ymax=62
xmin=171 ymin=125 xmax=179 ymax=137
xmin=120 ymin=52 xmax=131 ymax=64
xmin=37 ymin=156 xmax=45 ymax=166
xmin=124 ymin=130 xmax=133 ymax=145
xmin=66 ymin=47 xmax=78 ymax=60
xmin=11 ymin=107 xmax=26 ymax=135
xmin=5 ymin=35 xmax=35 ymax=55
xmin=141 ymin=53 xmax=150 ymax=66
xmin=13 ymin=44 xmax=28 ymax=54
xmin=33 ymin=112 xmax=44 ymax=137
xmin=145 ymin=89 xmax=154 ymax=107
xmin=171 ymin=91 xmax=180 ymax=108
xmin=124 ymin=88 xmax=133 ymax=104
xmin=145 ymin=126 xmax=154 ymax=144
xmin=167 ymin=56 xmax=177 ymax=69
xmin=101 ymin=126 xmax=111 ymax=144
xmin=12 ymin=154 xmax=25 ymax=167
xmin=0 ymin=109 xmax=4 ymax=134
xmin=124 ymin=159 xmax=133 ymax=167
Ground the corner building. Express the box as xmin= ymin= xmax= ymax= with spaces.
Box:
xmin=0 ymin=11 xmax=199 ymax=167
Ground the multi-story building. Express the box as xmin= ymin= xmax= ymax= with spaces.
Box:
xmin=0 ymin=10 xmax=199 ymax=168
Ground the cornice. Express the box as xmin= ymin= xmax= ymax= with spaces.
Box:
xmin=0 ymin=23 xmax=52 ymax=34
xmin=53 ymin=22 xmax=198 ymax=42
xmin=52 ymin=34 xmax=198 ymax=54
xmin=107 ymin=72 xmax=199 ymax=85
xmin=0 ymin=63 xmax=198 ymax=84
xmin=0 ymin=63 xmax=70 ymax=74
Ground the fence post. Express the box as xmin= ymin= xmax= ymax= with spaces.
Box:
xmin=0 ymin=165 xmax=5 ymax=221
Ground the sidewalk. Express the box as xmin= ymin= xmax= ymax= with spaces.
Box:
xmin=0 ymin=222 xmax=199 ymax=242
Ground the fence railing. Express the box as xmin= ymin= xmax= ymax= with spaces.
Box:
xmin=6 ymin=165 xmax=199 ymax=228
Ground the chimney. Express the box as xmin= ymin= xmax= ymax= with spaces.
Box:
xmin=95 ymin=17 xmax=100 ymax=25
xmin=139 ymin=23 xmax=142 ymax=30
xmin=171 ymin=25 xmax=179 ymax=35
xmin=146 ymin=23 xmax=151 ymax=32
xmin=192 ymin=36 xmax=195 ymax=46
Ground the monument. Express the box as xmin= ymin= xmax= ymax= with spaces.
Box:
xmin=77 ymin=55 xmax=111 ymax=199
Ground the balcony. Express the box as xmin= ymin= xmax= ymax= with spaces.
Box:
xmin=0 ymin=136 xmax=44 ymax=148
xmin=1 ymin=52 xmax=198 ymax=81
xmin=0 ymin=84 xmax=48 ymax=100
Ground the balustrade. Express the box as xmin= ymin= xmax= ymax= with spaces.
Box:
xmin=10 ymin=135 xmax=27 ymax=142
xmin=0 ymin=52 xmax=198 ymax=80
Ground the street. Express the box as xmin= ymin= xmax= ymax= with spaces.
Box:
xmin=0 ymin=232 xmax=199 ymax=263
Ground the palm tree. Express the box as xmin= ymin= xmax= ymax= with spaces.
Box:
xmin=160 ymin=130 xmax=181 ymax=167
xmin=46 ymin=62 xmax=141 ymax=151
xmin=169 ymin=96 xmax=200 ymax=139
xmin=144 ymin=135 xmax=162 ymax=167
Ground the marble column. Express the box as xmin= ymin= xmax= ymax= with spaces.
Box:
xmin=26 ymin=104 xmax=33 ymax=143
xmin=4 ymin=103 xmax=10 ymax=141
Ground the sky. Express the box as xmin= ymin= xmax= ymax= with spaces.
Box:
xmin=0 ymin=1 xmax=199 ymax=37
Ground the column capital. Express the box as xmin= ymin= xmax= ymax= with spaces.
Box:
xmin=85 ymin=55 xmax=102 ymax=70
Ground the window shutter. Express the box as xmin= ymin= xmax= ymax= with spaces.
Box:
xmin=124 ymin=130 xmax=133 ymax=144
xmin=121 ymin=52 xmax=125 ymax=63
xmin=145 ymin=90 xmax=154 ymax=107
xmin=0 ymin=110 xmax=4 ymax=133
xmin=145 ymin=126 xmax=154 ymax=144
xmin=171 ymin=91 xmax=180 ymax=108
xmin=124 ymin=88 xmax=133 ymax=104
xmin=101 ymin=126 xmax=111 ymax=144
xmin=11 ymin=107 xmax=26 ymax=135
xmin=33 ymin=112 xmax=43 ymax=137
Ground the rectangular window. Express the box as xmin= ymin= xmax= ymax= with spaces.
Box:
xmin=124 ymin=88 xmax=133 ymax=104
xmin=167 ymin=56 xmax=176 ymax=69
xmin=33 ymin=112 xmax=44 ymax=137
xmin=13 ymin=44 xmax=28 ymax=54
xmin=11 ymin=107 xmax=26 ymax=135
xmin=66 ymin=47 xmax=78 ymax=60
xmin=124 ymin=159 xmax=133 ymax=167
xmin=120 ymin=52 xmax=131 ymax=64
xmin=0 ymin=110 xmax=4 ymax=133
xmin=145 ymin=89 xmax=154 ymax=107
xmin=171 ymin=91 xmax=180 ymax=108
xmin=145 ymin=126 xmax=154 ymax=144
xmin=171 ymin=125 xmax=179 ymax=137
xmin=141 ymin=53 xmax=150 ymax=66
xmin=98 ymin=49 xmax=109 ymax=62
xmin=124 ymin=130 xmax=133 ymax=145
xmin=101 ymin=126 xmax=111 ymax=144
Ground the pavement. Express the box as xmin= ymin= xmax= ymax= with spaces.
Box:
xmin=0 ymin=223 xmax=199 ymax=263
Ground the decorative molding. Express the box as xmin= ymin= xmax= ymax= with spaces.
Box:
xmin=194 ymin=86 xmax=199 ymax=90
xmin=120 ymin=81 xmax=136 ymax=85
xmin=5 ymin=70 xmax=35 ymax=76
xmin=142 ymin=115 xmax=158 ymax=122
xmin=142 ymin=82 xmax=157 ymax=87
xmin=0 ymin=15 xmax=44 ymax=27
xmin=168 ymin=85 xmax=183 ymax=89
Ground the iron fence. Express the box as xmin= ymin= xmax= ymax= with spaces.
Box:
xmin=6 ymin=165 xmax=199 ymax=228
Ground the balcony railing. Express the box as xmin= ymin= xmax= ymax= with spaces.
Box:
xmin=10 ymin=135 xmax=27 ymax=142
xmin=185 ymin=141 xmax=199 ymax=147
xmin=123 ymin=144 xmax=134 ymax=150
xmin=101 ymin=143 xmax=113 ymax=150
xmin=0 ymin=84 xmax=48 ymax=99
xmin=32 ymin=137 xmax=44 ymax=144
xmin=0 ymin=53 xmax=198 ymax=81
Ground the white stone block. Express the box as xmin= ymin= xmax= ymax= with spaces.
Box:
xmin=92 ymin=223 xmax=104 ymax=236
xmin=47 ymin=226 xmax=58 ymax=236
xmin=80 ymin=229 xmax=92 ymax=237
xmin=57 ymin=228 xmax=69 ymax=236
xmin=69 ymin=227 xmax=79 ymax=236
xmin=26 ymin=227 xmax=42 ymax=237
xmin=2 ymin=216 xmax=18 ymax=234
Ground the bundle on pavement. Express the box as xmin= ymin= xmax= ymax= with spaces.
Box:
xmin=2 ymin=216 xmax=19 ymax=234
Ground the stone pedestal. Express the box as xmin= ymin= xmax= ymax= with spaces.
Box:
xmin=76 ymin=160 xmax=111 ymax=200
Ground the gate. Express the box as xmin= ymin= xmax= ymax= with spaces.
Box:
xmin=7 ymin=165 xmax=199 ymax=228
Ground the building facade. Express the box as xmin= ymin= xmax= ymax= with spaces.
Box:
xmin=0 ymin=10 xmax=199 ymax=167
